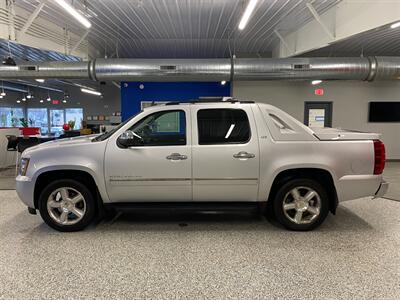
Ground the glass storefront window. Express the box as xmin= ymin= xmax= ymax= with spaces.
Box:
xmin=65 ymin=108 xmax=83 ymax=129
xmin=27 ymin=108 xmax=49 ymax=134
xmin=50 ymin=109 xmax=65 ymax=136
xmin=0 ymin=107 xmax=24 ymax=127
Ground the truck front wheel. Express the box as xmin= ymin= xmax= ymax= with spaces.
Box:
xmin=272 ymin=178 xmax=330 ymax=231
xmin=38 ymin=179 xmax=96 ymax=232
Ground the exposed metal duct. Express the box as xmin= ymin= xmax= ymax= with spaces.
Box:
xmin=92 ymin=59 xmax=231 ymax=82
xmin=0 ymin=57 xmax=400 ymax=81
xmin=0 ymin=62 xmax=89 ymax=79
xmin=233 ymin=57 xmax=371 ymax=81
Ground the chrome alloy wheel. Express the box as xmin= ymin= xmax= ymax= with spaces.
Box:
xmin=282 ymin=186 xmax=321 ymax=225
xmin=47 ymin=187 xmax=86 ymax=226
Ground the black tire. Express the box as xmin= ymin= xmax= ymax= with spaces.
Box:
xmin=272 ymin=178 xmax=329 ymax=231
xmin=38 ymin=179 xmax=96 ymax=232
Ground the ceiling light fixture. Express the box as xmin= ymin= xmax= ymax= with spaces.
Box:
xmin=81 ymin=88 xmax=102 ymax=96
xmin=47 ymin=91 xmax=51 ymax=102
xmin=311 ymin=80 xmax=322 ymax=85
xmin=62 ymin=99 xmax=67 ymax=103
xmin=22 ymin=96 xmax=26 ymax=102
xmin=54 ymin=0 xmax=92 ymax=29
xmin=238 ymin=0 xmax=258 ymax=30
xmin=221 ymin=80 xmax=226 ymax=85
xmin=391 ymin=22 xmax=400 ymax=29
xmin=35 ymin=79 xmax=45 ymax=83
xmin=16 ymin=100 xmax=21 ymax=103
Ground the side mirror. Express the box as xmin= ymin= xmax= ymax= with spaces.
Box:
xmin=117 ymin=130 xmax=142 ymax=148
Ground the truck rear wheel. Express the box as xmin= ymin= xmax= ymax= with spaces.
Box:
xmin=272 ymin=178 xmax=329 ymax=231
xmin=38 ymin=179 xmax=96 ymax=232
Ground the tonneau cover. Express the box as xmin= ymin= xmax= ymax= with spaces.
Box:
xmin=312 ymin=127 xmax=381 ymax=140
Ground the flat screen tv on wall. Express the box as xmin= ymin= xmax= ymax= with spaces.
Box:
xmin=369 ymin=102 xmax=400 ymax=122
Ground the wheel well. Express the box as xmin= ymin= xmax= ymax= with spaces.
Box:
xmin=34 ymin=170 xmax=102 ymax=211
xmin=267 ymin=168 xmax=338 ymax=214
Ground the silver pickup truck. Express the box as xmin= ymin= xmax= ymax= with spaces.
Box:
xmin=16 ymin=99 xmax=388 ymax=232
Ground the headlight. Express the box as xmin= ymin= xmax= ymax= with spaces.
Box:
xmin=18 ymin=158 xmax=30 ymax=176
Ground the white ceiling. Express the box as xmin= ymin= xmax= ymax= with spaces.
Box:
xmin=302 ymin=24 xmax=400 ymax=57
xmin=16 ymin=0 xmax=340 ymax=58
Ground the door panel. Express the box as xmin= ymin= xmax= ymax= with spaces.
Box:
xmin=191 ymin=105 xmax=260 ymax=202
xmin=104 ymin=108 xmax=192 ymax=202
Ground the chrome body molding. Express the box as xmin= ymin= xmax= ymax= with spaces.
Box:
xmin=109 ymin=178 xmax=258 ymax=182
xmin=109 ymin=178 xmax=191 ymax=182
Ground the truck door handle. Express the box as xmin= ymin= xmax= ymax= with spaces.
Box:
xmin=233 ymin=151 xmax=255 ymax=159
xmin=166 ymin=153 xmax=187 ymax=161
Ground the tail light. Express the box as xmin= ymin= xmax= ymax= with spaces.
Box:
xmin=373 ymin=140 xmax=386 ymax=175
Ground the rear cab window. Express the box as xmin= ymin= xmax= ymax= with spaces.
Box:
xmin=197 ymin=109 xmax=251 ymax=145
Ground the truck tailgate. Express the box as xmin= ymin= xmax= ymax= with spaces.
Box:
xmin=312 ymin=127 xmax=381 ymax=140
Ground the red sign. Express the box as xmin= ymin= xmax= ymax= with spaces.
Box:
xmin=52 ymin=100 xmax=60 ymax=105
xmin=314 ymin=89 xmax=324 ymax=96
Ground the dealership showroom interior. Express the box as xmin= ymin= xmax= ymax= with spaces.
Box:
xmin=1 ymin=0 xmax=400 ymax=299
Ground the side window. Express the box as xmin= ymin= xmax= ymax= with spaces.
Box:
xmin=197 ymin=109 xmax=251 ymax=145
xmin=129 ymin=110 xmax=186 ymax=146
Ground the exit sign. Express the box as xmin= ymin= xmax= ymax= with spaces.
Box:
xmin=52 ymin=100 xmax=60 ymax=105
xmin=314 ymin=88 xmax=324 ymax=96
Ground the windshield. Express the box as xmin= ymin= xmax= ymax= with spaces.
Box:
xmin=92 ymin=111 xmax=142 ymax=142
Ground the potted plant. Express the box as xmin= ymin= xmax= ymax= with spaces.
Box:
xmin=20 ymin=118 xmax=29 ymax=128
xmin=68 ymin=120 xmax=76 ymax=130
xmin=19 ymin=117 xmax=40 ymax=136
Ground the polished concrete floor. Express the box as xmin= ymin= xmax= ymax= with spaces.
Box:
xmin=0 ymin=165 xmax=399 ymax=299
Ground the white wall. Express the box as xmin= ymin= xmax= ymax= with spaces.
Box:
xmin=233 ymin=80 xmax=400 ymax=159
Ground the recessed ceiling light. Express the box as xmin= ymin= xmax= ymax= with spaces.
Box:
xmin=238 ymin=0 xmax=258 ymax=30
xmin=311 ymin=80 xmax=322 ymax=85
xmin=391 ymin=22 xmax=400 ymax=29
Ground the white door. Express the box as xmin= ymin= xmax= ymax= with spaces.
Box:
xmin=191 ymin=105 xmax=260 ymax=202
xmin=104 ymin=108 xmax=192 ymax=202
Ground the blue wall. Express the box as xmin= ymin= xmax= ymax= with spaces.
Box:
xmin=121 ymin=82 xmax=231 ymax=121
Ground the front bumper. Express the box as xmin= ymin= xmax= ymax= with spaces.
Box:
xmin=16 ymin=175 xmax=35 ymax=208
xmin=374 ymin=180 xmax=389 ymax=198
